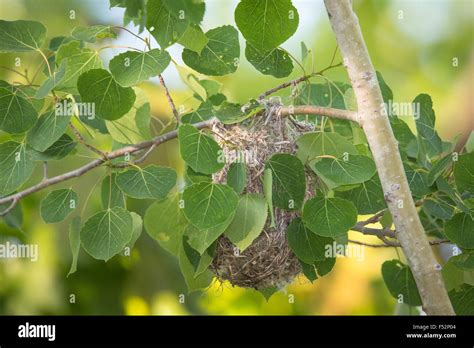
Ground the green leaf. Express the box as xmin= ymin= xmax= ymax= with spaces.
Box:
xmin=216 ymin=101 xmax=260 ymax=124
xmin=381 ymin=260 xmax=422 ymax=306
xmin=423 ymin=197 xmax=454 ymax=220
xmin=144 ymin=193 xmax=188 ymax=255
xmin=146 ymin=0 xmax=191 ymax=48
xmin=265 ymin=154 xmax=306 ymax=210
xmin=80 ymin=207 xmax=133 ymax=261
xmin=181 ymin=101 xmax=215 ymax=124
xmin=71 ymin=25 xmax=117 ymax=43
xmin=106 ymin=98 xmax=152 ymax=144
xmin=109 ymin=49 xmax=171 ymax=87
xmin=295 ymin=132 xmax=357 ymax=165
xmin=182 ymin=182 xmax=238 ymax=229
xmin=427 ymin=154 xmax=453 ymax=186
xmin=0 ymin=20 xmax=46 ymax=52
xmin=376 ymin=71 xmax=393 ymax=104
xmin=178 ymin=124 xmax=224 ymax=174
xmin=454 ymin=152 xmax=474 ymax=194
xmin=405 ymin=163 xmax=430 ymax=197
xmin=182 ymin=25 xmax=240 ymax=76
xmin=311 ymin=154 xmax=376 ymax=187
xmin=226 ymin=162 xmax=247 ymax=194
xmin=185 ymin=166 xmax=212 ymax=185
xmin=413 ymin=94 xmax=443 ymax=156
xmin=300 ymin=261 xmax=317 ymax=282
xmin=101 ymin=174 xmax=125 ymax=209
xmin=35 ymin=60 xmax=67 ymax=99
xmin=0 ymin=87 xmax=38 ymax=134
xmin=111 ymin=0 xmax=147 ymax=32
xmin=77 ymin=68 xmax=136 ymax=120
xmin=235 ymin=0 xmax=299 ymax=51
xmin=314 ymin=257 xmax=336 ymax=276
xmin=445 ymin=213 xmax=474 ymax=249
xmin=56 ymin=40 xmax=103 ymax=90
xmin=224 ymin=194 xmax=267 ymax=251
xmin=124 ymin=212 xmax=143 ymax=251
xmin=451 ymin=251 xmax=474 ymax=270
xmin=245 ymin=43 xmax=293 ymax=78
xmin=177 ymin=24 xmax=209 ymax=53
xmin=300 ymin=256 xmax=336 ymax=282
xmin=162 ymin=0 xmax=205 ymax=24
xmin=302 ymin=197 xmax=357 ymax=238
xmin=115 ymin=165 xmax=176 ymax=200
xmin=185 ymin=214 xmax=233 ymax=254
xmin=287 ymin=218 xmax=333 ymax=264
xmin=192 ymin=242 xmax=216 ymax=278
xmin=390 ymin=116 xmax=417 ymax=155
xmin=67 ymin=216 xmax=81 ymax=277
xmin=49 ymin=36 xmax=73 ymax=51
xmin=40 ymin=189 xmax=78 ymax=223
xmin=26 ymin=109 xmax=71 ymax=152
xmin=30 ymin=134 xmax=76 ymax=161
xmin=263 ymin=168 xmax=275 ymax=228
xmin=178 ymin=237 xmax=213 ymax=293
xmin=336 ymin=175 xmax=386 ymax=214
xmin=449 ymin=284 xmax=474 ymax=315
xmin=465 ymin=131 xmax=474 ymax=153
xmin=0 ymin=142 xmax=36 ymax=195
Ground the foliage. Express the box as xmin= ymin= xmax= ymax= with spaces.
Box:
xmin=0 ymin=0 xmax=472 ymax=314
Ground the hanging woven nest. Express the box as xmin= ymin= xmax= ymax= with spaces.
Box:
xmin=210 ymin=103 xmax=314 ymax=290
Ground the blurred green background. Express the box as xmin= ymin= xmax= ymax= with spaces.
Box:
xmin=0 ymin=0 xmax=472 ymax=315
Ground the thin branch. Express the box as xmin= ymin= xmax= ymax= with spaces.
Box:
xmin=0 ymin=119 xmax=216 ymax=206
xmin=349 ymin=239 xmax=451 ymax=248
xmin=279 ymin=105 xmax=359 ymax=124
xmin=0 ymin=197 xmax=18 ymax=217
xmin=257 ymin=62 xmax=342 ymax=101
xmin=350 ymin=224 xmax=396 ymax=238
xmin=0 ymin=66 xmax=30 ymax=83
xmin=258 ymin=74 xmax=312 ymax=101
xmin=158 ymin=74 xmax=180 ymax=123
xmin=69 ymin=122 xmax=108 ymax=160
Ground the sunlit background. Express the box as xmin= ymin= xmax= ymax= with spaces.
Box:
xmin=0 ymin=0 xmax=472 ymax=315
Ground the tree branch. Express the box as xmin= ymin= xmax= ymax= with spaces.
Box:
xmin=348 ymin=239 xmax=451 ymax=248
xmin=279 ymin=105 xmax=359 ymax=124
xmin=325 ymin=0 xmax=454 ymax=315
xmin=0 ymin=119 xmax=216 ymax=206
xmin=158 ymin=74 xmax=180 ymax=123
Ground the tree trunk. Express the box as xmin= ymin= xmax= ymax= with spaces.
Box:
xmin=324 ymin=0 xmax=454 ymax=315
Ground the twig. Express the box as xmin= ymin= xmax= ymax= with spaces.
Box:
xmin=0 ymin=66 xmax=31 ymax=84
xmin=0 ymin=119 xmax=216 ymax=206
xmin=0 ymin=197 xmax=18 ymax=217
xmin=257 ymin=62 xmax=342 ymax=101
xmin=110 ymin=143 xmax=157 ymax=168
xmin=279 ymin=105 xmax=359 ymax=124
xmin=349 ymin=239 xmax=451 ymax=248
xmin=258 ymin=74 xmax=312 ymax=101
xmin=158 ymin=74 xmax=180 ymax=123
xmin=350 ymin=224 xmax=396 ymax=238
xmin=69 ymin=122 xmax=109 ymax=160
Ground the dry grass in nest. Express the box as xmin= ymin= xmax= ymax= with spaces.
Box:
xmin=210 ymin=109 xmax=314 ymax=290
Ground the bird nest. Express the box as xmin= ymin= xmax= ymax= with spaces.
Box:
xmin=210 ymin=104 xmax=314 ymax=290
